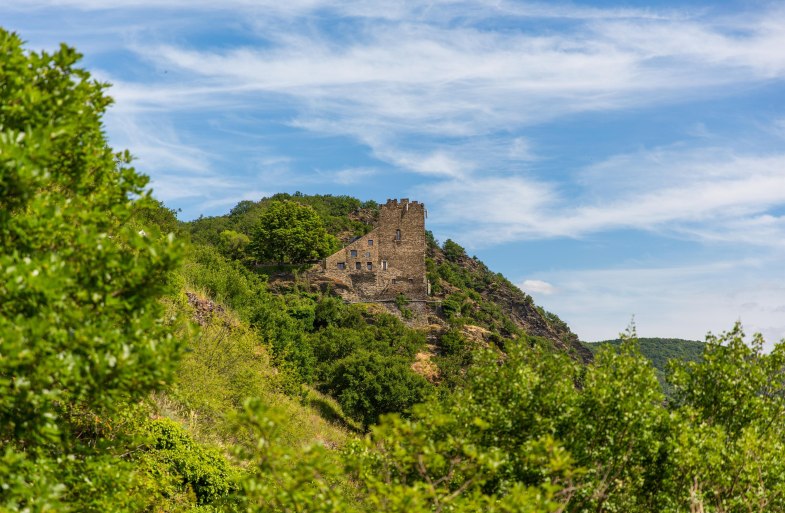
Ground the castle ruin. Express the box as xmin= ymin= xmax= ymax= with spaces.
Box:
xmin=319 ymin=198 xmax=428 ymax=301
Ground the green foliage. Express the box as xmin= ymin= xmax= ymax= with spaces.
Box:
xmin=585 ymin=337 xmax=704 ymax=396
xmin=321 ymin=351 xmax=433 ymax=428
xmin=433 ymin=329 xmax=474 ymax=389
xmin=188 ymin=193 xmax=375 ymax=249
xmin=345 ymin=409 xmax=568 ymax=513
xmin=395 ymin=292 xmax=413 ymax=319
xmin=233 ymin=398 xmax=355 ymax=513
xmin=0 ymin=29 xmax=183 ymax=511
xmin=251 ymin=199 xmax=338 ymax=264
xmin=442 ymin=238 xmax=467 ymax=262
xmin=138 ymin=418 xmax=235 ymax=506
xmin=311 ymin=311 xmax=431 ymax=426
xmin=313 ymin=295 xmax=364 ymax=330
xmin=180 ymin=244 xmax=314 ymax=384
xmin=132 ymin=198 xmax=183 ymax=237
xmin=181 ymin=239 xmax=430 ymax=426
xmin=213 ymin=322 xmax=785 ymax=512
xmin=433 ymin=259 xmax=524 ymax=339
xmin=218 ymin=229 xmax=250 ymax=260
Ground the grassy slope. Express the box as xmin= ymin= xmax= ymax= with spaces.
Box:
xmin=158 ymin=287 xmax=359 ymax=451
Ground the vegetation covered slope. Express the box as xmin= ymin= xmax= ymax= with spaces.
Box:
xmin=186 ymin=193 xmax=591 ymax=362
xmin=9 ymin=28 xmax=785 ymax=513
xmin=426 ymin=237 xmax=591 ymax=363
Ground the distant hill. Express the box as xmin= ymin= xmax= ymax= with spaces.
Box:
xmin=583 ymin=337 xmax=704 ymax=395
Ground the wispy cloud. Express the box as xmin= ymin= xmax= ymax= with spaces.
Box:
xmin=423 ymin=141 xmax=785 ymax=248
xmin=6 ymin=0 xmax=785 ymax=343
xmin=329 ymin=167 xmax=379 ymax=185
xmin=13 ymin=0 xmax=785 ymax=240
xmin=7 ymin=0 xmax=686 ymax=22
xmin=106 ymin=114 xmax=214 ymax=173
xmin=527 ymin=257 xmax=785 ymax=343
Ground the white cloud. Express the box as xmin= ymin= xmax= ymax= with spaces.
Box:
xmin=421 ymin=144 xmax=785 ymax=247
xmin=528 ymin=258 xmax=785 ymax=345
xmin=521 ymin=279 xmax=556 ymax=295
xmin=5 ymin=0 xmax=686 ymax=22
xmin=9 ymin=1 xmax=785 ymax=239
xmin=509 ymin=137 xmax=537 ymax=161
xmin=88 ymin=4 xmax=783 ymax=142
xmin=105 ymin=114 xmax=215 ymax=174
xmin=329 ymin=167 xmax=379 ymax=185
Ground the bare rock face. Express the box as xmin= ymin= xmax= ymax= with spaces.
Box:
xmin=185 ymin=291 xmax=225 ymax=326
xmin=486 ymin=284 xmax=593 ymax=363
xmin=411 ymin=345 xmax=440 ymax=383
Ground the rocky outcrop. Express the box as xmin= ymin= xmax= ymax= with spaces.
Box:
xmin=484 ymin=282 xmax=593 ymax=363
xmin=185 ymin=291 xmax=226 ymax=326
xmin=428 ymin=248 xmax=593 ymax=364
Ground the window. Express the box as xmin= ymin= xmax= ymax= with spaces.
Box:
xmin=350 ymin=249 xmax=358 ymax=258
xmin=365 ymin=251 xmax=371 ymax=258
xmin=337 ymin=262 xmax=346 ymax=270
xmin=367 ymin=262 xmax=373 ymax=270
xmin=368 ymin=239 xmax=373 ymax=246
xmin=391 ymin=278 xmax=396 ymax=284
xmin=355 ymin=261 xmax=361 ymax=270
xmin=395 ymin=229 xmax=401 ymax=241
xmin=382 ymin=260 xmax=388 ymax=270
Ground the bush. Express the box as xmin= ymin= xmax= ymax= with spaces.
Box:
xmin=0 ymin=29 xmax=183 ymax=511
xmin=442 ymin=239 xmax=467 ymax=262
xmin=139 ymin=418 xmax=235 ymax=506
xmin=321 ymin=351 xmax=433 ymax=427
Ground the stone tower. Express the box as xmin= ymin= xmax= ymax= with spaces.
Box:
xmin=320 ymin=198 xmax=428 ymax=300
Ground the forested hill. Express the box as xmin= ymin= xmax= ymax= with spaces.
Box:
xmin=584 ymin=337 xmax=704 ymax=371
xmin=185 ymin=192 xmax=591 ymax=363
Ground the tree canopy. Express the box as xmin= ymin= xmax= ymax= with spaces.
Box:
xmin=250 ymin=199 xmax=338 ymax=264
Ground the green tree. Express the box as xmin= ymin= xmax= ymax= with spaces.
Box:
xmin=660 ymin=324 xmax=785 ymax=512
xmin=219 ymin=228 xmax=251 ymax=260
xmin=251 ymin=200 xmax=337 ymax=264
xmin=321 ymin=351 xmax=433 ymax=427
xmin=0 ymin=29 xmax=183 ymax=511
xmin=442 ymin=239 xmax=466 ymax=262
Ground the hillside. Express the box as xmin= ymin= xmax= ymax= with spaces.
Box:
xmin=187 ymin=193 xmax=591 ymax=365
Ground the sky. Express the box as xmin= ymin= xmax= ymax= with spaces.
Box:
xmin=4 ymin=0 xmax=785 ymax=344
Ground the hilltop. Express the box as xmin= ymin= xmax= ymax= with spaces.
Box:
xmin=187 ymin=193 xmax=590 ymax=362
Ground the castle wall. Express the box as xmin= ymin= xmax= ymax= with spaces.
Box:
xmin=320 ymin=198 xmax=428 ymax=300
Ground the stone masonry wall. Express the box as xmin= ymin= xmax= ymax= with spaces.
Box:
xmin=320 ymin=198 xmax=428 ymax=301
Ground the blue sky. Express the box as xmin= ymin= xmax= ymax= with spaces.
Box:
xmin=4 ymin=0 xmax=785 ymax=343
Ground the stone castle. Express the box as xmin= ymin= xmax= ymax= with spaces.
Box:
xmin=319 ymin=198 xmax=428 ymax=301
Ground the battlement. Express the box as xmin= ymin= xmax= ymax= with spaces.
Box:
xmin=384 ymin=198 xmax=423 ymax=208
